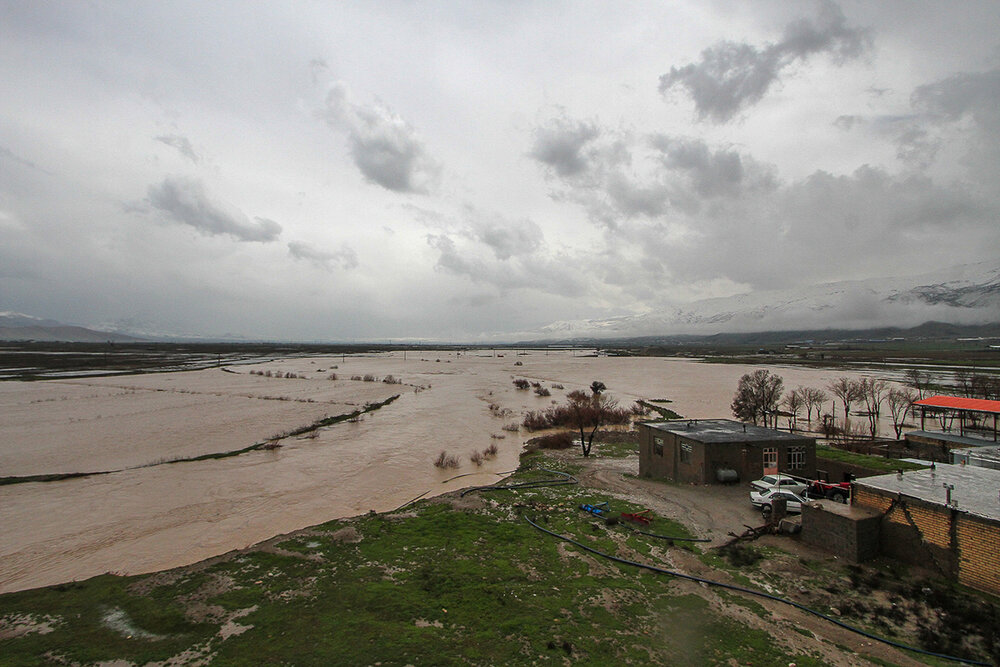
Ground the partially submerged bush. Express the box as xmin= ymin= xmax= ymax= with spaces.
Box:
xmin=327 ymin=372 xmax=338 ymax=380
xmin=484 ymin=443 xmax=499 ymax=458
xmin=350 ymin=375 xmax=362 ymax=381
xmin=512 ymin=379 xmax=530 ymax=390
xmin=383 ymin=375 xmax=401 ymax=384
xmin=363 ymin=374 xmax=377 ymax=382
xmin=488 ymin=403 xmax=512 ymax=418
xmin=534 ymin=386 xmax=551 ymax=397
xmin=501 ymin=422 xmax=520 ymax=432
xmin=433 ymin=451 xmax=460 ymax=469
xmin=470 ymin=451 xmax=484 ymax=466
xmin=535 ymin=431 xmax=574 ymax=449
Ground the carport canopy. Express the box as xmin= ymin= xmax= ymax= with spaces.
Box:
xmin=914 ymin=395 xmax=1000 ymax=441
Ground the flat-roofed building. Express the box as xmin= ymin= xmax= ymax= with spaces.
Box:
xmin=638 ymin=419 xmax=816 ymax=484
xmin=852 ymin=464 xmax=1000 ymax=596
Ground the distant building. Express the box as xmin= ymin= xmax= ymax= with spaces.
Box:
xmin=851 ymin=464 xmax=1000 ymax=596
xmin=637 ymin=419 xmax=816 ymax=484
xmin=951 ymin=445 xmax=1000 ymax=471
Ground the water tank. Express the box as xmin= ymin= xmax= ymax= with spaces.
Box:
xmin=715 ymin=468 xmax=739 ymax=484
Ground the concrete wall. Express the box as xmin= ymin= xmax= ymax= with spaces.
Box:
xmin=853 ymin=486 xmax=1000 ymax=596
xmin=801 ymin=501 xmax=881 ymax=563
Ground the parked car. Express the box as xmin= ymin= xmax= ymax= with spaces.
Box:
xmin=750 ymin=487 xmax=809 ymax=515
xmin=749 ymin=474 xmax=809 ymax=495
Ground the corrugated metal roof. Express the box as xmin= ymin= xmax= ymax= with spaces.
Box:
xmin=914 ymin=395 xmax=1000 ymax=415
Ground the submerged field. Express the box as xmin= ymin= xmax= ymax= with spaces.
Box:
xmin=1 ymin=351 xmax=919 ymax=594
xmin=2 ymin=446 xmax=997 ymax=666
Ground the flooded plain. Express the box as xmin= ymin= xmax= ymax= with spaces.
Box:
xmin=0 ymin=351 xmax=907 ymax=593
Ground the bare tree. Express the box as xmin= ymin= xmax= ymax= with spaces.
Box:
xmin=859 ymin=378 xmax=888 ymax=439
xmin=904 ymin=368 xmax=931 ymax=399
xmin=783 ymin=389 xmax=804 ymax=431
xmin=566 ymin=389 xmax=619 ymax=457
xmin=731 ymin=369 xmax=784 ymax=428
xmin=827 ymin=377 xmax=862 ymax=421
xmin=801 ymin=387 xmax=827 ymax=424
xmin=887 ymin=387 xmax=917 ymax=439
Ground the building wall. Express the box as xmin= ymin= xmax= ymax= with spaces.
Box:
xmin=853 ymin=486 xmax=1000 ymax=596
xmin=639 ymin=423 xmax=817 ymax=484
xmin=801 ymin=502 xmax=881 ymax=563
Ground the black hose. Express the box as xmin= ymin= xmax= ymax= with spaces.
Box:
xmin=524 ymin=515 xmax=989 ymax=666
xmin=460 ymin=467 xmax=578 ymax=497
xmin=624 ymin=526 xmax=712 ymax=543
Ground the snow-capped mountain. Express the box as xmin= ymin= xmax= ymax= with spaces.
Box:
xmin=537 ymin=261 xmax=1000 ymax=339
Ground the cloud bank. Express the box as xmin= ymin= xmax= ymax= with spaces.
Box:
xmin=148 ymin=177 xmax=282 ymax=243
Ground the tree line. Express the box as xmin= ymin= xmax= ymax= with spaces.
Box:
xmin=731 ymin=370 xmax=925 ymax=439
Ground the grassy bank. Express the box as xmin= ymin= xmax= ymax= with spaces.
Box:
xmin=816 ymin=445 xmax=928 ymax=473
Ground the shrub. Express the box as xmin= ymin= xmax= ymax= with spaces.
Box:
xmin=514 ymin=361 xmax=523 ymax=366
xmin=484 ymin=443 xmax=499 ymax=458
xmin=501 ymin=422 xmax=520 ymax=432
xmin=530 ymin=381 xmax=541 ymax=388
xmin=488 ymin=403 xmax=512 ymax=418
xmin=534 ymin=386 xmax=551 ymax=397
xmin=470 ymin=451 xmax=484 ymax=466
xmin=363 ymin=374 xmax=377 ymax=382
xmin=551 ymin=383 xmax=564 ymax=390
xmin=512 ymin=379 xmax=530 ymax=390
xmin=327 ymin=373 xmax=338 ymax=380
xmin=433 ymin=451 xmax=460 ymax=469
xmin=351 ymin=375 xmax=362 ymax=381
xmin=383 ymin=375 xmax=400 ymax=384
xmin=535 ymin=431 xmax=574 ymax=449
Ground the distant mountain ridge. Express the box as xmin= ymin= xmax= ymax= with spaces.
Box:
xmin=537 ymin=261 xmax=1000 ymax=340
xmin=0 ymin=312 xmax=142 ymax=342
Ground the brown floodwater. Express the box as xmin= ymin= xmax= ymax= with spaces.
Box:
xmin=0 ymin=352 xmax=906 ymax=593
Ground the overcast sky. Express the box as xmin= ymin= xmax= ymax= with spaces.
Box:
xmin=2 ymin=1 xmax=999 ymax=341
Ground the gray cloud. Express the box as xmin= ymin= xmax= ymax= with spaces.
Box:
xmin=288 ymin=241 xmax=358 ymax=269
xmin=659 ymin=1 xmax=870 ymax=122
xmin=154 ymin=134 xmax=199 ymax=163
xmin=464 ymin=211 xmax=542 ymax=260
xmin=528 ymin=117 xmax=601 ymax=177
xmin=833 ymin=114 xmax=862 ymax=131
xmin=650 ymin=135 xmax=776 ymax=198
xmin=323 ymin=81 xmax=439 ymax=194
xmin=911 ymin=68 xmax=1000 ymax=127
xmin=147 ymin=176 xmax=282 ymax=242
xmin=0 ymin=146 xmax=50 ymax=174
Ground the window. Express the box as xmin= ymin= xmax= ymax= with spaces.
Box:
xmin=680 ymin=442 xmax=692 ymax=464
xmin=653 ymin=437 xmax=664 ymax=457
xmin=788 ymin=447 xmax=806 ymax=470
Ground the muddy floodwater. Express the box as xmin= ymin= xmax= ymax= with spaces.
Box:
xmin=0 ymin=352 xmax=906 ymax=593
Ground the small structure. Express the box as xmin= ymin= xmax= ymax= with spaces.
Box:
xmin=913 ymin=395 xmax=1000 ymax=441
xmin=951 ymin=444 xmax=1000 ymax=470
xmin=638 ymin=419 xmax=816 ymax=484
xmin=852 ymin=464 xmax=1000 ymax=596
xmin=801 ymin=500 xmax=881 ymax=563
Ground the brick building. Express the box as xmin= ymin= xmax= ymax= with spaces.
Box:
xmin=638 ymin=419 xmax=816 ymax=484
xmin=851 ymin=464 xmax=1000 ymax=596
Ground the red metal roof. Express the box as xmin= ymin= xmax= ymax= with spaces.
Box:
xmin=914 ymin=395 xmax=1000 ymax=415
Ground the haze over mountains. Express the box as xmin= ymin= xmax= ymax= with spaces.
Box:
xmin=3 ymin=261 xmax=998 ymax=344
xmin=535 ymin=261 xmax=1000 ymax=341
